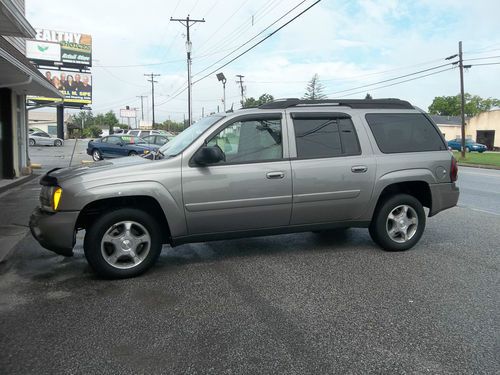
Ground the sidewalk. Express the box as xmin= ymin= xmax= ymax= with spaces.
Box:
xmin=0 ymin=176 xmax=41 ymax=263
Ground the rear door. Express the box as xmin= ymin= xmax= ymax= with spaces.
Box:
xmin=287 ymin=111 xmax=376 ymax=224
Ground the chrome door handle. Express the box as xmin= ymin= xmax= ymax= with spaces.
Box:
xmin=266 ymin=171 xmax=284 ymax=179
xmin=351 ymin=165 xmax=368 ymax=173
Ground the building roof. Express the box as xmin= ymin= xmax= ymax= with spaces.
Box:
xmin=0 ymin=0 xmax=35 ymax=38
xmin=0 ymin=36 xmax=62 ymax=98
xmin=430 ymin=115 xmax=464 ymax=126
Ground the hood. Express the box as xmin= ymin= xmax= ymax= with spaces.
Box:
xmin=47 ymin=156 xmax=151 ymax=183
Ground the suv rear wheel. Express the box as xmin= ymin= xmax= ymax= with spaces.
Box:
xmin=369 ymin=194 xmax=425 ymax=251
xmin=84 ymin=208 xmax=162 ymax=278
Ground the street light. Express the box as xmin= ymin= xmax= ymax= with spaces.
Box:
xmin=186 ymin=40 xmax=193 ymax=127
xmin=216 ymin=72 xmax=227 ymax=112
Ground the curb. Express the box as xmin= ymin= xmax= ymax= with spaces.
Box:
xmin=458 ymin=163 xmax=500 ymax=170
xmin=0 ymin=174 xmax=39 ymax=195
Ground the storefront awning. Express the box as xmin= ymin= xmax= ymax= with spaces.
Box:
xmin=0 ymin=0 xmax=35 ymax=38
xmin=0 ymin=36 xmax=62 ymax=99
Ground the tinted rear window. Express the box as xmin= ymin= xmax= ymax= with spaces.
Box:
xmin=292 ymin=116 xmax=361 ymax=159
xmin=365 ymin=113 xmax=446 ymax=153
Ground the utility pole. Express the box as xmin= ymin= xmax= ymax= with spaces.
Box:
xmin=236 ymin=74 xmax=245 ymax=106
xmin=136 ymin=95 xmax=146 ymax=121
xmin=144 ymin=73 xmax=160 ymax=127
xmin=171 ymin=15 xmax=205 ymax=127
xmin=458 ymin=41 xmax=466 ymax=158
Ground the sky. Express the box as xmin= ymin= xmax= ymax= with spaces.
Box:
xmin=26 ymin=0 xmax=500 ymax=123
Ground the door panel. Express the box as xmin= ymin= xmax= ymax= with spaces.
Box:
xmin=290 ymin=156 xmax=375 ymax=224
xmin=182 ymin=113 xmax=291 ymax=235
xmin=182 ymin=161 xmax=292 ymax=234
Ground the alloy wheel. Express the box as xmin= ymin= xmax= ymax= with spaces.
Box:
xmin=386 ymin=205 xmax=418 ymax=243
xmin=100 ymin=221 xmax=151 ymax=269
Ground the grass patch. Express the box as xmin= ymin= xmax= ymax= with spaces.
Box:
xmin=452 ymin=151 xmax=500 ymax=167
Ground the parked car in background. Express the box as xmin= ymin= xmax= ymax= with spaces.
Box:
xmin=126 ymin=129 xmax=173 ymax=138
xmin=87 ymin=135 xmax=158 ymax=161
xmin=447 ymin=138 xmax=487 ymax=152
xmin=29 ymin=131 xmax=63 ymax=147
xmin=142 ymin=134 xmax=174 ymax=146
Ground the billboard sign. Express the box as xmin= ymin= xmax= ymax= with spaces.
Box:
xmin=120 ymin=109 xmax=137 ymax=118
xmin=28 ymin=28 xmax=92 ymax=67
xmin=26 ymin=40 xmax=61 ymax=63
xmin=29 ymin=69 xmax=92 ymax=105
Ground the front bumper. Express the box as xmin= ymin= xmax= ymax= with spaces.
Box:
xmin=29 ymin=207 xmax=79 ymax=256
xmin=429 ymin=182 xmax=460 ymax=217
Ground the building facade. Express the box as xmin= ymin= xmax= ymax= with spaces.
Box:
xmin=432 ymin=111 xmax=500 ymax=150
xmin=0 ymin=0 xmax=62 ymax=179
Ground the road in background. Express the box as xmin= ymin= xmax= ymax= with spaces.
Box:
xmin=457 ymin=166 xmax=500 ymax=216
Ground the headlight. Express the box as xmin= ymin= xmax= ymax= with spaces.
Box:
xmin=53 ymin=187 xmax=62 ymax=210
xmin=40 ymin=186 xmax=62 ymax=212
xmin=143 ymin=150 xmax=150 ymax=154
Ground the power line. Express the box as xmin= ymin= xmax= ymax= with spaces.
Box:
xmin=325 ymin=62 xmax=453 ymax=96
xmin=469 ymin=62 xmax=500 ymax=67
xmin=193 ymin=0 xmax=322 ymax=85
xmin=337 ymin=67 xmax=455 ymax=98
xmin=193 ymin=0 xmax=308 ymax=79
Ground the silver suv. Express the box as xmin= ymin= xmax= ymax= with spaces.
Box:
xmin=30 ymin=99 xmax=459 ymax=278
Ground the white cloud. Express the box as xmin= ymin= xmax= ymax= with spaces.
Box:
xmin=26 ymin=0 xmax=500 ymax=122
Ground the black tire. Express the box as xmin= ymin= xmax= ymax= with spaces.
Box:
xmin=369 ymin=194 xmax=426 ymax=252
xmin=54 ymin=139 xmax=62 ymax=147
xmin=128 ymin=151 xmax=138 ymax=156
xmin=29 ymin=138 xmax=35 ymax=146
xmin=92 ymin=149 xmax=102 ymax=161
xmin=84 ymin=208 xmax=162 ymax=279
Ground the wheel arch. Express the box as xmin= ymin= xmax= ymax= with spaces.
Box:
xmin=76 ymin=195 xmax=172 ymax=244
xmin=370 ymin=180 xmax=432 ymax=219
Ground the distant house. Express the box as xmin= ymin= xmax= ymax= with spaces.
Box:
xmin=430 ymin=115 xmax=465 ymax=141
xmin=430 ymin=111 xmax=500 ymax=150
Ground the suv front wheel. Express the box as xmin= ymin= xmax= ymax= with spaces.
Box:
xmin=369 ymin=194 xmax=426 ymax=251
xmin=84 ymin=208 xmax=162 ymax=278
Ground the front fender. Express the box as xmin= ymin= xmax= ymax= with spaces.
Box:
xmin=69 ymin=181 xmax=187 ymax=237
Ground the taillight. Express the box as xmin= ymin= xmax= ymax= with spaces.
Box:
xmin=450 ymin=157 xmax=458 ymax=182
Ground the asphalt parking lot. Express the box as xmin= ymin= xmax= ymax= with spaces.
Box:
xmin=0 ymin=147 xmax=498 ymax=374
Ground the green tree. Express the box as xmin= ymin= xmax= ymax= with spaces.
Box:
xmin=82 ymin=125 xmax=102 ymax=138
xmin=302 ymin=73 xmax=326 ymax=100
xmin=428 ymin=94 xmax=500 ymax=117
xmin=68 ymin=110 xmax=94 ymax=128
xmin=242 ymin=93 xmax=275 ymax=108
xmin=365 ymin=93 xmax=373 ymax=99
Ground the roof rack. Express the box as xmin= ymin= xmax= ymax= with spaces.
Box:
xmin=258 ymin=98 xmax=414 ymax=110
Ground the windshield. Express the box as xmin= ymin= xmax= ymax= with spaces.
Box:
xmin=159 ymin=115 xmax=224 ymax=156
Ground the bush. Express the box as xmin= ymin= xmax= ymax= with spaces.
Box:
xmin=82 ymin=125 xmax=102 ymax=138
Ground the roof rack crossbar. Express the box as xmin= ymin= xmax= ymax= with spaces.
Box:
xmin=258 ymin=98 xmax=414 ymax=110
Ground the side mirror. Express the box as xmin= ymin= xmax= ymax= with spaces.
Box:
xmin=193 ymin=146 xmax=225 ymax=166
xmin=118 ymin=142 xmax=124 ymax=146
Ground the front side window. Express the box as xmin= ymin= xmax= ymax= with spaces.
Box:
xmin=365 ymin=113 xmax=447 ymax=153
xmin=207 ymin=118 xmax=283 ymax=164
xmin=129 ymin=130 xmax=140 ymax=136
xmin=292 ymin=114 xmax=361 ymax=159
